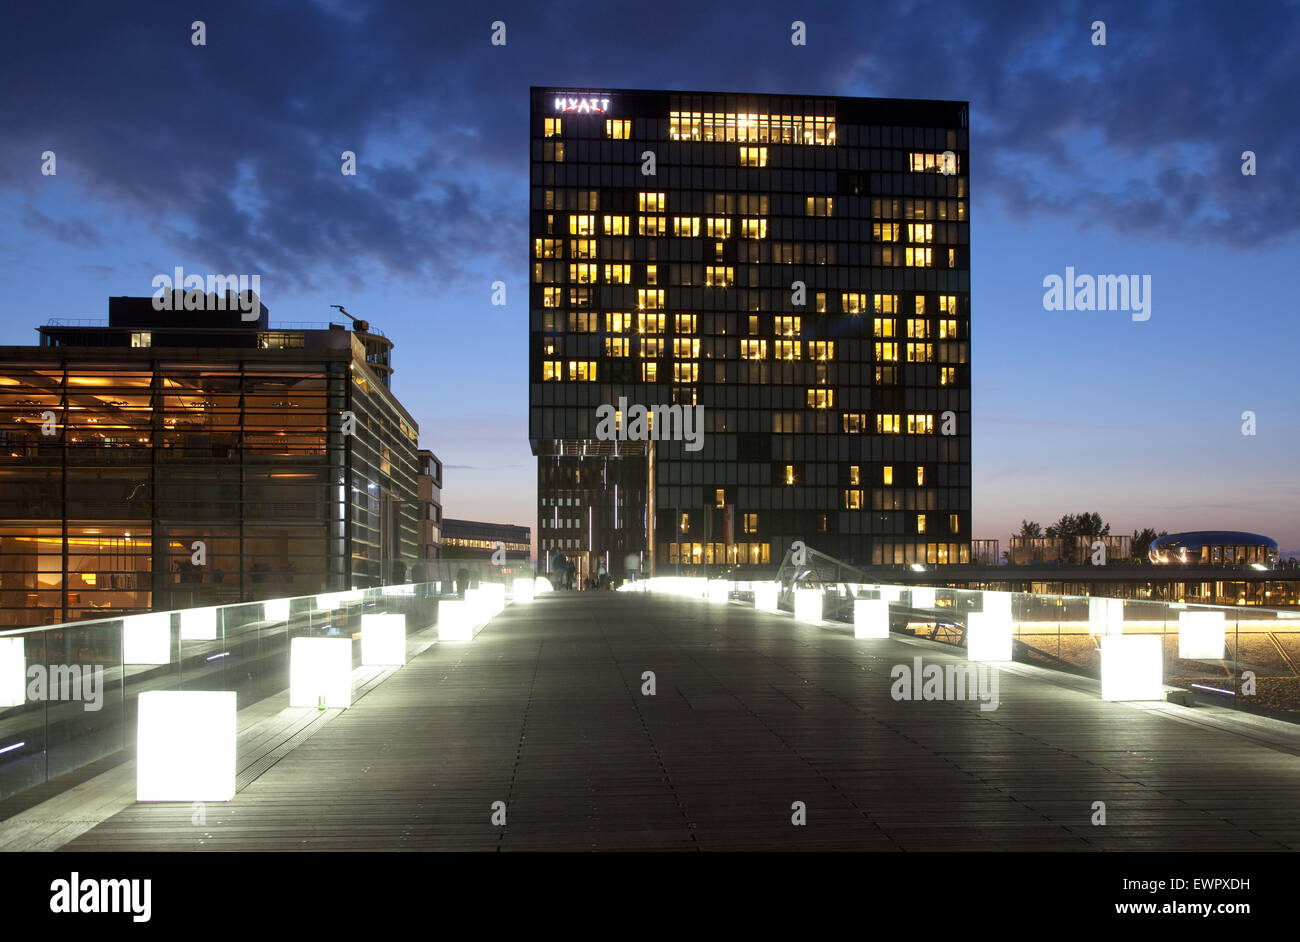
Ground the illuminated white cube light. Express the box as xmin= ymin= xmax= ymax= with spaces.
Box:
xmin=854 ymin=599 xmax=890 ymax=639
xmin=793 ymin=588 xmax=823 ymax=624
xmin=123 ymin=612 xmax=171 ymax=665
xmin=533 ymin=577 xmax=554 ymax=595
xmin=361 ymin=613 xmax=406 ymax=666
xmin=708 ymin=580 xmax=730 ymax=604
xmin=754 ymin=582 xmax=779 ymax=612
xmin=381 ymin=584 xmax=415 ymax=596
xmin=911 ymin=587 xmax=936 ymax=609
xmin=1101 ymin=634 xmax=1164 ymax=701
xmin=315 ymin=593 xmax=341 ymax=611
xmin=180 ymin=607 xmax=218 ymax=642
xmin=967 ymin=611 xmax=1012 ymax=662
xmin=481 ymin=583 xmax=506 ymax=616
xmin=0 ymin=637 xmax=25 ymax=708
xmin=1088 ymin=597 xmax=1124 ymax=636
xmin=437 ymin=600 xmax=474 ymax=642
xmin=1178 ymin=611 xmax=1226 ymax=660
xmin=878 ymin=585 xmax=903 ymax=602
xmin=136 ymin=690 xmax=236 ymax=802
xmin=289 ymin=637 xmax=352 ymax=709
xmin=512 ymin=578 xmax=535 ymax=604
xmin=982 ymin=591 xmax=1013 ymax=619
xmin=263 ymin=598 xmax=290 ymax=622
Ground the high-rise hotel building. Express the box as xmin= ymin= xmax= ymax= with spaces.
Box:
xmin=529 ymin=88 xmax=970 ymax=582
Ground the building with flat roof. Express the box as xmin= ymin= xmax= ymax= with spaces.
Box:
xmin=0 ymin=295 xmax=428 ymax=625
xmin=440 ymin=518 xmax=530 ymax=562
xmin=529 ymin=87 xmax=971 ymax=584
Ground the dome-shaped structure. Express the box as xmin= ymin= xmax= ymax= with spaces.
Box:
xmin=1149 ymin=531 xmax=1277 ymax=567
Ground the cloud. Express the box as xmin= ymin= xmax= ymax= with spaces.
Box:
xmin=20 ymin=206 xmax=102 ymax=248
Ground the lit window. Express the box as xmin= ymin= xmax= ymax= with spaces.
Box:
xmin=785 ymin=465 xmax=796 ymax=486
xmin=873 ymin=223 xmax=898 ymax=242
xmin=906 ymin=413 xmax=934 ymax=434
xmin=842 ymin=293 xmax=867 ymax=314
xmin=673 ymin=339 xmax=700 ymax=358
xmin=675 ymin=314 xmax=696 ymax=334
xmin=938 ymin=318 xmax=958 ymax=339
xmin=542 ymin=361 xmax=562 ymax=381
xmin=842 ymin=413 xmax=866 ymax=434
xmin=606 ymin=312 xmax=631 ymax=332
xmin=906 ymin=247 xmax=933 ymax=267
xmin=916 ymin=466 xmax=925 ymax=485
xmin=917 ymin=514 xmax=927 ymax=534
xmin=569 ymin=263 xmax=597 ymax=284
xmin=569 ymin=215 xmax=595 ymax=236
xmin=568 ymin=360 xmax=597 ymax=382
xmin=640 ymin=338 xmax=664 ymax=357
xmin=844 ymin=489 xmax=863 ymax=510
xmin=907 ymin=318 xmax=930 ymax=338
xmin=950 ymin=514 xmax=959 ymax=533
xmin=605 ymin=264 xmax=631 ymax=284
xmin=808 ymin=341 xmax=834 ymax=360
xmin=131 ymin=332 xmax=151 ymax=348
xmin=806 ymin=388 xmax=833 ymax=409
xmin=534 ymin=238 xmax=561 ymax=258
xmin=939 ymin=366 xmax=956 ymax=386
xmin=739 ymin=146 xmax=767 ymax=167
xmin=605 ymin=338 xmax=630 ymax=357
xmin=637 ymin=289 xmax=664 ymax=310
xmin=638 ymin=215 xmax=666 ymax=236
xmin=673 ymin=216 xmax=700 ymax=237
xmin=673 ymin=362 xmax=698 ymax=383
xmin=544 ymin=118 xmax=562 ymax=138
xmin=775 ymin=340 xmax=801 ymax=360
xmin=569 ymin=239 xmax=596 ymax=259
xmin=906 ymin=343 xmax=933 ymax=362
xmin=873 ymin=318 xmax=895 ymax=338
xmin=883 ymin=465 xmax=893 ymax=485
xmin=543 ymin=287 xmax=561 ymax=308
xmin=874 ymin=342 xmax=898 ymax=361
xmin=874 ymin=293 xmax=898 ymax=314
xmin=775 ymin=316 xmax=801 ymax=336
xmin=646 ymin=264 xmax=658 ymax=285
xmin=805 ymin=197 xmax=833 ymax=216
xmin=638 ymin=192 xmax=666 ymax=213
xmin=680 ymin=513 xmax=690 ymax=533
xmin=705 ymin=218 xmax=731 ymax=239
xmin=641 ymin=362 xmax=658 ymax=382
xmin=716 ymin=489 xmax=726 ymax=508
xmin=544 ymin=141 xmax=564 ymax=162
xmin=743 ymin=513 xmax=758 ymax=534
xmin=907 ymin=223 xmax=934 ymax=243
xmin=877 ymin=414 xmax=901 ymax=434
xmin=604 ymin=215 xmax=629 ymax=235
xmin=740 ymin=339 xmax=766 ymax=359
xmin=740 ymin=218 xmax=767 ymax=239
xmin=637 ymin=312 xmax=665 ymax=333
xmin=606 ymin=119 xmax=631 ymax=139
xmin=850 ymin=465 xmax=861 ymax=486
xmin=705 ymin=266 xmax=734 ymax=287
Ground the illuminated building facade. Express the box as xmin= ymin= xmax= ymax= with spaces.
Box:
xmin=0 ymin=297 xmax=424 ymax=626
xmin=529 ymin=87 xmax=971 ymax=581
xmin=440 ymin=518 xmax=530 ymax=561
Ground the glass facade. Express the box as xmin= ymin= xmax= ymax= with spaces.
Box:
xmin=529 ymin=88 xmax=972 ymax=580
xmin=0 ymin=309 xmax=422 ymax=626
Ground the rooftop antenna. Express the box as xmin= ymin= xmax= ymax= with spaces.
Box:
xmin=329 ymin=304 xmax=371 ymax=333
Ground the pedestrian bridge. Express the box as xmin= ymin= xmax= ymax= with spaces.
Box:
xmin=2 ymin=579 xmax=1300 ymax=851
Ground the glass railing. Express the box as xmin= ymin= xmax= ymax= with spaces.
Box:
xmin=0 ymin=574 xmax=541 ymax=802
xmin=630 ymin=577 xmax=1300 ymax=720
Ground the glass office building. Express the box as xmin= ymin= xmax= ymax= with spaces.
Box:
xmin=529 ymin=88 xmax=971 ymax=582
xmin=0 ymin=296 xmax=423 ymax=626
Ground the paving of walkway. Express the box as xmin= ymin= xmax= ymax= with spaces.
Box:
xmin=46 ymin=592 xmax=1300 ymax=851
